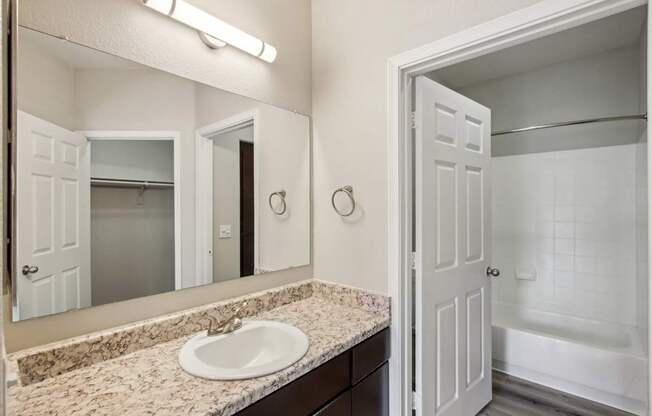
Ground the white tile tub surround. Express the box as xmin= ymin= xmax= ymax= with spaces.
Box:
xmin=492 ymin=144 xmax=638 ymax=325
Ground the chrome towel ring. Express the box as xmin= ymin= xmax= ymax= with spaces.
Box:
xmin=332 ymin=185 xmax=355 ymax=217
xmin=269 ymin=190 xmax=287 ymax=215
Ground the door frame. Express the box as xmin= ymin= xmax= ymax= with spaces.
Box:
xmin=195 ymin=110 xmax=260 ymax=286
xmin=386 ymin=0 xmax=650 ymax=414
xmin=80 ymin=130 xmax=183 ymax=289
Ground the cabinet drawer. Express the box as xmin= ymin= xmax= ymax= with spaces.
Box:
xmin=237 ymin=352 xmax=351 ymax=416
xmin=351 ymin=328 xmax=390 ymax=384
xmin=313 ymin=390 xmax=351 ymax=416
xmin=352 ymin=363 xmax=389 ymax=416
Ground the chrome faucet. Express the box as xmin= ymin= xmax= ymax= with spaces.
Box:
xmin=207 ymin=301 xmax=248 ymax=336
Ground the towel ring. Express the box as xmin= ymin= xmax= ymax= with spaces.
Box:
xmin=268 ymin=190 xmax=287 ymax=215
xmin=331 ymin=186 xmax=355 ymax=217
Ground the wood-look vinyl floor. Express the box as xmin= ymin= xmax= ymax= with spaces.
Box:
xmin=478 ymin=372 xmax=635 ymax=416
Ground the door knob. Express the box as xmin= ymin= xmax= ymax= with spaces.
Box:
xmin=22 ymin=265 xmax=39 ymax=276
xmin=486 ymin=266 xmax=500 ymax=278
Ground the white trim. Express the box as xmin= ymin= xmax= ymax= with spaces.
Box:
xmin=386 ymin=1 xmax=649 ymax=414
xmin=647 ymin=5 xmax=652 ymax=414
xmin=80 ymin=130 xmax=183 ymax=290
xmin=195 ymin=110 xmax=260 ymax=285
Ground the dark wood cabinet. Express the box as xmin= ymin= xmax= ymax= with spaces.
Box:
xmin=235 ymin=328 xmax=390 ymax=416
xmin=314 ymin=391 xmax=351 ymax=416
xmin=237 ymin=353 xmax=350 ymax=416
xmin=351 ymin=329 xmax=391 ymax=384
xmin=352 ymin=363 xmax=389 ymax=416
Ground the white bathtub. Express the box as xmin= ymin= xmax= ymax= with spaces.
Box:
xmin=492 ymin=302 xmax=648 ymax=415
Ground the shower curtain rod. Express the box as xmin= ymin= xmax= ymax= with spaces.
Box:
xmin=491 ymin=113 xmax=647 ymax=137
xmin=90 ymin=177 xmax=174 ymax=188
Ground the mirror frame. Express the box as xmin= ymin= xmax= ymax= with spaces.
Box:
xmin=3 ymin=0 xmax=17 ymax=309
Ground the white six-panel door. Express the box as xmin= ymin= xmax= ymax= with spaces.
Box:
xmin=17 ymin=111 xmax=91 ymax=320
xmin=414 ymin=76 xmax=492 ymax=416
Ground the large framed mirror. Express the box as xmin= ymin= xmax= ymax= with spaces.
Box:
xmin=9 ymin=26 xmax=311 ymax=321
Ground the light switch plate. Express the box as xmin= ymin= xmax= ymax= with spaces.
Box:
xmin=219 ymin=225 xmax=232 ymax=239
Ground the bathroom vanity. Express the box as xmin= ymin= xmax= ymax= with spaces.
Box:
xmin=235 ymin=328 xmax=389 ymax=416
xmin=7 ymin=281 xmax=390 ymax=416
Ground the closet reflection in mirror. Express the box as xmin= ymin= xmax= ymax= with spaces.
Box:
xmin=13 ymin=27 xmax=310 ymax=321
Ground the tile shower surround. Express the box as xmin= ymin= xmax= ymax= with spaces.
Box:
xmin=492 ymin=144 xmax=638 ymax=325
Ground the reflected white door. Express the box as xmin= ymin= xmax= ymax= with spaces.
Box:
xmin=16 ymin=111 xmax=91 ymax=319
xmin=414 ymin=77 xmax=492 ymax=415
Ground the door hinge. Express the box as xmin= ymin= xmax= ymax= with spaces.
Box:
xmin=412 ymin=390 xmax=420 ymax=411
xmin=410 ymin=111 xmax=417 ymax=129
xmin=410 ymin=251 xmax=417 ymax=270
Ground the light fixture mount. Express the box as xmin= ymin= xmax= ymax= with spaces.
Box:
xmin=198 ymin=32 xmax=226 ymax=49
xmin=143 ymin=0 xmax=277 ymax=63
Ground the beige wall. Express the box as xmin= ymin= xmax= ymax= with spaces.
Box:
xmin=91 ymin=140 xmax=175 ymax=182
xmin=6 ymin=0 xmax=313 ymax=352
xmin=17 ymin=32 xmax=75 ymax=130
xmin=256 ymin=106 xmax=311 ymax=272
xmin=91 ymin=187 xmax=175 ymax=306
xmin=461 ymin=45 xmax=642 ymax=156
xmin=311 ymin=0 xmax=543 ymax=293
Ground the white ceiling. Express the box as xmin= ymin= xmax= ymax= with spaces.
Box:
xmin=20 ymin=26 xmax=143 ymax=70
xmin=429 ymin=6 xmax=647 ymax=89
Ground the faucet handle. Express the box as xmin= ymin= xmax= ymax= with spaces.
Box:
xmin=203 ymin=314 xmax=219 ymax=333
xmin=206 ymin=301 xmax=249 ymax=336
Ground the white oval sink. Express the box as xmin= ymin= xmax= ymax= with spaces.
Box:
xmin=178 ymin=320 xmax=309 ymax=380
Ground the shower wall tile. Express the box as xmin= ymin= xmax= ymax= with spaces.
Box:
xmin=492 ymin=144 xmax=637 ymax=326
xmin=554 ymin=238 xmax=573 ymax=255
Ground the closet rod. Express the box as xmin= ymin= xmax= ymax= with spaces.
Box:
xmin=90 ymin=177 xmax=174 ymax=188
xmin=491 ymin=113 xmax=647 ymax=137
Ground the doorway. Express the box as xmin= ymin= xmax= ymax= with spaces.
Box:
xmin=195 ymin=110 xmax=259 ymax=285
xmin=85 ymin=132 xmax=181 ymax=304
xmin=240 ymin=140 xmax=255 ymax=277
xmin=387 ymin=1 xmax=652 ymax=415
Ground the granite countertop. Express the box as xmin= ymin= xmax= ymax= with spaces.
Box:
xmin=7 ymin=283 xmax=390 ymax=416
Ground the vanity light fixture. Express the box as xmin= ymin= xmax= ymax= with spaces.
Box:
xmin=142 ymin=0 xmax=277 ymax=63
